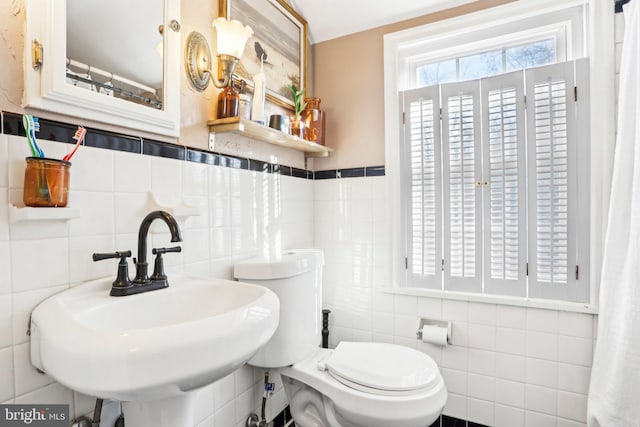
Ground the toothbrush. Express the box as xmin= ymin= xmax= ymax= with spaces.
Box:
xmin=63 ymin=126 xmax=86 ymax=161
xmin=22 ymin=115 xmax=50 ymax=202
xmin=22 ymin=115 xmax=40 ymax=157
xmin=28 ymin=116 xmax=44 ymax=157
xmin=32 ymin=117 xmax=50 ymax=202
xmin=31 ymin=117 xmax=44 ymax=157
xmin=49 ymin=126 xmax=85 ymax=196
xmin=23 ymin=115 xmax=45 ymax=157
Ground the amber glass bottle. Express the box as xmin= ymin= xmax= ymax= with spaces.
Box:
xmin=302 ymin=97 xmax=325 ymax=145
xmin=217 ymin=84 xmax=239 ymax=119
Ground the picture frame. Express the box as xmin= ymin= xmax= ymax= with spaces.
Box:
xmin=219 ymin=0 xmax=308 ymax=111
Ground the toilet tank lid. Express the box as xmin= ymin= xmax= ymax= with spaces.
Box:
xmin=234 ymin=250 xmax=324 ymax=280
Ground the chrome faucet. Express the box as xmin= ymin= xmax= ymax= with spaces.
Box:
xmin=92 ymin=210 xmax=182 ymax=296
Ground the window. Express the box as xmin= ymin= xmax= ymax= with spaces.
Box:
xmin=395 ymin=2 xmax=586 ymax=90
xmin=401 ymin=60 xmax=590 ymax=303
xmin=416 ymin=38 xmax=557 ymax=87
xmin=385 ymin=0 xmax=615 ymax=311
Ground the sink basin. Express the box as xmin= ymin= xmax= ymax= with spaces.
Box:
xmin=30 ymin=275 xmax=279 ymax=406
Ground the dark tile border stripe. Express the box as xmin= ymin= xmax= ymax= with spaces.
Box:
xmin=186 ymin=148 xmax=217 ymax=166
xmin=340 ymin=167 xmax=365 ymax=178
xmin=291 ymin=167 xmax=309 ymax=179
xmin=366 ymin=165 xmax=386 ymax=176
xmin=3 ymin=111 xmax=142 ymax=154
xmin=143 ymin=139 xmax=186 ymax=160
xmin=86 ymin=131 xmax=141 ymax=154
xmin=441 ymin=415 xmax=467 ymax=427
xmin=248 ymin=159 xmax=271 ymax=173
xmin=313 ymin=166 xmax=386 ymax=180
xmin=439 ymin=415 xmax=490 ymax=427
xmin=313 ymin=170 xmax=337 ymax=180
xmin=218 ymin=153 xmax=249 ymax=170
xmin=274 ymin=164 xmax=291 ymax=176
xmin=2 ymin=111 xmax=385 ymax=181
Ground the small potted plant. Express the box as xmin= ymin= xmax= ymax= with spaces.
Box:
xmin=289 ymin=84 xmax=307 ymax=138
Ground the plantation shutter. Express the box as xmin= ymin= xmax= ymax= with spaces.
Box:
xmin=481 ymin=71 xmax=527 ymax=297
xmin=399 ymin=60 xmax=589 ymax=302
xmin=441 ymin=80 xmax=483 ymax=293
xmin=402 ymin=86 xmax=442 ymax=288
xmin=525 ymin=61 xmax=585 ymax=302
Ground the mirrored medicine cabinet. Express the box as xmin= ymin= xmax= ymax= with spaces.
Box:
xmin=23 ymin=0 xmax=181 ymax=137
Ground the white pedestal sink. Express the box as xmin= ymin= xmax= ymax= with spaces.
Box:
xmin=29 ymin=275 xmax=279 ymax=427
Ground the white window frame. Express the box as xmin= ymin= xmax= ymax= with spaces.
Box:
xmin=383 ymin=0 xmax=615 ymax=313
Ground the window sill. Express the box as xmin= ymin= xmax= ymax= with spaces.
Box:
xmin=383 ymin=287 xmax=598 ymax=314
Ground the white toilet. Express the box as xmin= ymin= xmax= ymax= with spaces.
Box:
xmin=234 ymin=250 xmax=447 ymax=427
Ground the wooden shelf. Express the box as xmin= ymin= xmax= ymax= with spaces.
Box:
xmin=208 ymin=117 xmax=332 ymax=158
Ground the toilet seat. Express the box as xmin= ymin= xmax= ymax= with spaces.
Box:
xmin=318 ymin=342 xmax=440 ymax=396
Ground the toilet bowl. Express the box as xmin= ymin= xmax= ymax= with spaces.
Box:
xmin=282 ymin=343 xmax=447 ymax=427
xmin=234 ymin=250 xmax=447 ymax=427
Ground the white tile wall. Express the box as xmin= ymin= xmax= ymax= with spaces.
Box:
xmin=495 ymin=404 xmax=524 ymax=427
xmin=12 ymin=286 xmax=67 ymax=346
xmin=0 ymin=135 xmax=8 ymax=189
xmin=11 ymin=238 xmax=69 ymax=292
xmin=0 ymin=347 xmax=14 ymax=402
xmin=0 ymin=295 xmax=11 ymax=348
xmin=0 ymin=190 xmax=9 ymax=242
xmin=0 ymin=134 xmax=313 ymax=426
xmin=316 ymin=176 xmax=596 ymax=427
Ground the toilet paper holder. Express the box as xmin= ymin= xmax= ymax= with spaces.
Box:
xmin=416 ymin=318 xmax=452 ymax=344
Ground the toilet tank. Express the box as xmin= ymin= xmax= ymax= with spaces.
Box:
xmin=234 ymin=250 xmax=323 ymax=368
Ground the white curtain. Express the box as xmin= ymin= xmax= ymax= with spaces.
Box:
xmin=588 ymin=2 xmax=640 ymax=426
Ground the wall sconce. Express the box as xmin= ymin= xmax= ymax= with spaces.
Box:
xmin=185 ymin=18 xmax=253 ymax=92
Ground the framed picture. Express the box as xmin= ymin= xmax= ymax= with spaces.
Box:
xmin=219 ymin=0 xmax=308 ymax=111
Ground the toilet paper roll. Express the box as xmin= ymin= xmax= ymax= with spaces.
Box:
xmin=420 ymin=324 xmax=448 ymax=346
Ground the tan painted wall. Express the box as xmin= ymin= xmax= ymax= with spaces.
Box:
xmin=0 ymin=1 xmax=28 ymax=116
xmin=311 ymin=0 xmax=513 ymax=170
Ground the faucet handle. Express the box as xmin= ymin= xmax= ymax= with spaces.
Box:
xmin=152 ymin=246 xmax=182 ymax=255
xmin=150 ymin=246 xmax=182 ymax=281
xmin=92 ymin=251 xmax=132 ymax=290
xmin=92 ymin=250 xmax=132 ymax=262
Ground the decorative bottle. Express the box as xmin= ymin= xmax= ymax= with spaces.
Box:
xmin=251 ymin=56 xmax=266 ymax=125
xmin=302 ymin=97 xmax=325 ymax=145
xmin=237 ymin=80 xmax=251 ymax=120
xmin=216 ymin=84 xmax=239 ymax=119
xmin=290 ymin=115 xmax=306 ymax=139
